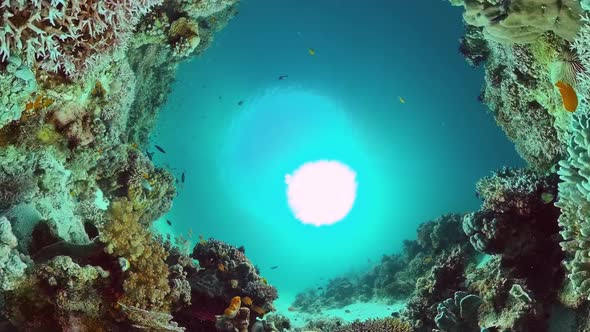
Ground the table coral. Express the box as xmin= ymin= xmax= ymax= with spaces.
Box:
xmin=451 ymin=0 xmax=582 ymax=44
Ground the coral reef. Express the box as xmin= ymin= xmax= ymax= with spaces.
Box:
xmin=450 ymin=0 xmax=582 ymax=44
xmin=433 ymin=291 xmax=482 ymax=332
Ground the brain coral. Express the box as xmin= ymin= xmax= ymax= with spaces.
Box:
xmin=450 ymin=0 xmax=582 ymax=44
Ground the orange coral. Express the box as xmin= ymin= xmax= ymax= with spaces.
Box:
xmin=223 ymin=296 xmax=241 ymax=318
xmin=556 ymin=81 xmax=578 ymax=112
xmin=25 ymin=95 xmax=54 ymax=112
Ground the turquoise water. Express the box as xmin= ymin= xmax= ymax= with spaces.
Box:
xmin=151 ymin=0 xmax=522 ymax=299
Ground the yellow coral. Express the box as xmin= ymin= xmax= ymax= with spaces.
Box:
xmin=100 ymin=198 xmax=171 ymax=311
xmin=223 ymin=296 xmax=241 ymax=318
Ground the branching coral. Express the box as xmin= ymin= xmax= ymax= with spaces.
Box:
xmin=0 ymin=0 xmax=163 ymax=78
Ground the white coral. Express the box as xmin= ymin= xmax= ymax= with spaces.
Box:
xmin=0 ymin=216 xmax=27 ymax=291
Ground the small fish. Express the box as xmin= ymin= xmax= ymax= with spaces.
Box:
xmin=118 ymin=257 xmax=130 ymax=272
xmin=166 ymin=220 xmax=172 ymax=226
xmin=238 ymin=100 xmax=244 ymax=106
xmin=317 ymin=287 xmax=323 ymax=290
xmin=308 ymin=48 xmax=315 ymax=56
xmin=541 ymin=192 xmax=554 ymax=204
xmin=398 ymin=96 xmax=406 ymax=104
xmin=270 ymin=266 xmax=279 ymax=270
xmin=199 ymin=234 xmax=206 ymax=244
xmin=218 ymin=263 xmax=226 ymax=272
xmin=181 ymin=172 xmax=185 ymax=183
xmin=146 ymin=151 xmax=154 ymax=161
xmin=278 ymin=75 xmax=288 ymax=80
xmin=242 ymin=296 xmax=253 ymax=306
xmin=155 ymin=145 xmax=166 ymax=153
xmin=344 ymin=309 xmax=351 ymax=314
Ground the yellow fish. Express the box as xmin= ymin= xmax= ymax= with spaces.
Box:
xmin=308 ymin=48 xmax=315 ymax=56
xmin=398 ymin=96 xmax=406 ymax=104
xmin=218 ymin=263 xmax=226 ymax=272
xmin=242 ymin=296 xmax=253 ymax=306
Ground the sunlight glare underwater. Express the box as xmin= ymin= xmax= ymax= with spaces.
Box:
xmin=219 ymin=87 xmax=373 ymax=226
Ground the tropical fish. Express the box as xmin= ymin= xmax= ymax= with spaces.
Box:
xmin=398 ymin=96 xmax=406 ymax=104
xmin=555 ymin=81 xmax=578 ymax=112
xmin=278 ymin=75 xmax=288 ymax=80
xmin=166 ymin=220 xmax=172 ymax=226
xmin=155 ymin=145 xmax=166 ymax=153
xmin=308 ymin=48 xmax=315 ymax=55
xmin=199 ymin=234 xmax=206 ymax=244
xmin=250 ymin=304 xmax=266 ymax=316
xmin=238 ymin=100 xmax=244 ymax=106
xmin=181 ymin=172 xmax=185 ymax=183
xmin=345 ymin=309 xmax=351 ymax=314
xmin=242 ymin=296 xmax=253 ymax=306
xmin=118 ymin=257 xmax=130 ymax=272
xmin=541 ymin=192 xmax=554 ymax=204
xmin=270 ymin=266 xmax=279 ymax=270
xmin=146 ymin=151 xmax=154 ymax=161
xmin=218 ymin=263 xmax=227 ymax=272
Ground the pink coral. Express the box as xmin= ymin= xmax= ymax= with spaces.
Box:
xmin=0 ymin=0 xmax=162 ymax=78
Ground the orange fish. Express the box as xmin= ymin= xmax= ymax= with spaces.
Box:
xmin=242 ymin=296 xmax=253 ymax=306
xmin=218 ymin=263 xmax=226 ymax=272
xmin=556 ymin=81 xmax=578 ymax=112
xmin=250 ymin=304 xmax=266 ymax=316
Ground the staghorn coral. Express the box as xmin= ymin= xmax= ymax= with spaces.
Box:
xmin=450 ymin=0 xmax=582 ymax=44
xmin=99 ymin=198 xmax=171 ymax=311
xmin=0 ymin=0 xmax=163 ymax=78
